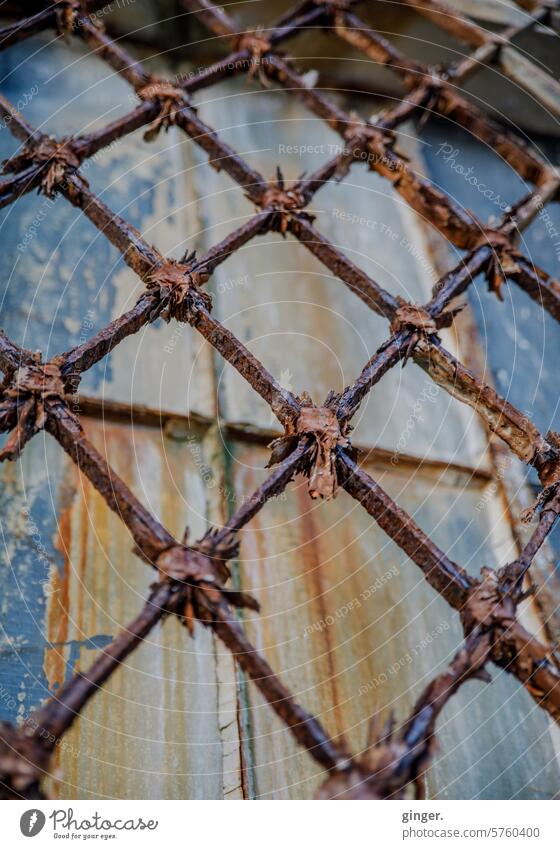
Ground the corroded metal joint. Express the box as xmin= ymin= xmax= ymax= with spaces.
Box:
xmin=461 ymin=568 xmax=514 ymax=637
xmin=6 ymin=360 xmax=66 ymax=403
xmin=317 ymin=754 xmax=404 ymax=800
xmin=461 ymin=569 xmax=560 ymax=719
xmin=145 ymin=258 xmax=211 ymax=322
xmin=390 ymin=301 xmax=463 ymax=364
xmin=136 ymin=77 xmax=191 ymax=142
xmin=156 ymin=539 xmax=258 ymax=634
xmin=257 ymin=172 xmax=313 ymax=234
xmin=532 ymin=433 xmax=560 ymax=490
xmin=232 ymin=29 xmax=271 ymax=77
xmin=316 ymin=715 xmax=410 ymax=800
xmin=478 ymin=231 xmax=523 ymax=301
xmin=297 ymin=402 xmax=350 ymax=500
xmin=267 ymin=396 xmax=351 ymax=499
xmin=0 ymin=358 xmax=67 ymax=461
xmin=390 ymin=303 xmax=439 ymax=338
xmin=335 ymin=117 xmax=399 ymax=181
xmin=55 ymin=0 xmax=80 ymax=37
xmin=3 ymin=136 xmax=82 ymax=198
xmin=0 ymin=722 xmax=50 ymax=800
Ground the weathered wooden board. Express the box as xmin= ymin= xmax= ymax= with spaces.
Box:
xmin=230 ymin=443 xmax=560 ymax=799
xmin=0 ymin=418 xmax=241 ymax=799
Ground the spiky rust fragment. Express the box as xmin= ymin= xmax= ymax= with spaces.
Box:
xmin=317 ymin=634 xmax=491 ymax=799
xmin=3 ymin=136 xmax=82 ymax=198
xmin=461 ymin=569 xmax=560 ymax=721
xmin=388 ymin=299 xmax=464 ymax=362
xmin=136 ymin=76 xmax=191 ymax=141
xmin=145 ymin=255 xmax=211 ymax=321
xmin=0 ymin=357 xmax=66 ymax=460
xmin=268 ymin=395 xmax=351 ymax=500
xmin=231 ymin=28 xmax=271 ymax=78
xmin=254 ymin=168 xmax=314 ymax=234
xmin=157 ymin=544 xmax=259 ymax=636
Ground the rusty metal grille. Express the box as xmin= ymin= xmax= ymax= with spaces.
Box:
xmin=1 ymin=0 xmax=560 ymax=800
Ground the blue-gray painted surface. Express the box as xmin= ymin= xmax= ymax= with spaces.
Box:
xmin=423 ymin=121 xmax=560 ymax=555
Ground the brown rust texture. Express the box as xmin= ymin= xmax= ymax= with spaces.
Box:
xmin=1 ymin=0 xmax=560 ymax=801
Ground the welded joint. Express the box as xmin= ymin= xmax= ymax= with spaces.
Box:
xmin=254 ymin=168 xmax=314 ymax=234
xmin=156 ymin=538 xmax=258 ymax=636
xmin=268 ymin=394 xmax=352 ymax=500
xmin=136 ymin=77 xmax=192 ymax=142
xmin=144 ymin=254 xmax=211 ymax=321
xmin=231 ymin=28 xmax=272 ymax=78
xmin=389 ymin=300 xmax=464 ymax=363
xmin=461 ymin=567 xmax=560 ymax=721
xmin=2 ymin=136 xmax=84 ymax=198
xmin=0 ymin=356 xmax=69 ymax=461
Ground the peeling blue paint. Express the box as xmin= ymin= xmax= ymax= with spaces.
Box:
xmin=0 ymin=446 xmax=65 ymax=722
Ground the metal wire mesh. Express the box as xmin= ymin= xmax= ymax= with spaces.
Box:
xmin=1 ymin=0 xmax=560 ymax=800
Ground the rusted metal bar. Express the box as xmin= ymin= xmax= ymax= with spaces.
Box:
xmin=0 ymin=8 xmax=56 ymax=50
xmin=62 ymin=172 xmax=160 ymax=277
xmin=428 ymin=246 xmax=492 ymax=315
xmin=501 ymin=489 xmax=560 ymax=592
xmin=399 ymin=0 xmax=491 ymax=47
xmin=59 ymin=293 xmax=158 ymax=391
xmin=76 ymin=17 xmax=150 ymax=89
xmin=461 ymin=570 xmax=560 ymax=723
xmin=508 ymin=256 xmax=560 ymax=322
xmin=210 ymin=602 xmax=347 ymax=772
xmin=335 ymin=333 xmax=409 ymax=422
xmin=45 ymin=398 xmax=175 ymax=561
xmin=185 ymin=297 xmax=301 ymax=429
xmin=0 ymin=167 xmax=43 ymax=209
xmin=0 ymin=1 xmax=113 ymax=51
xmin=214 ymin=441 xmax=310 ymax=545
xmin=0 ymin=329 xmax=30 ymax=372
xmin=334 ymin=10 xmax=549 ymax=183
xmin=173 ymin=109 xmax=268 ymax=203
xmin=74 ymin=20 xmax=269 ymax=199
xmin=0 ymin=92 xmax=40 ymax=143
xmin=412 ymin=339 xmax=560 ymax=481
xmin=428 ymin=176 xmax=560 ymax=318
xmin=499 ymin=44 xmax=560 ymax=120
xmin=338 ymin=451 xmax=560 ymax=724
xmin=263 ymin=55 xmax=487 ymax=249
xmin=336 ymin=447 xmax=474 ymax=608
xmin=201 ymin=211 xmax=273 ymax=272
xmin=332 ymin=9 xmax=426 ymax=83
xmin=436 ymin=89 xmax=548 ymax=184
xmin=59 ymin=212 xmax=273 ymax=388
xmin=71 ymin=103 xmax=162 ymax=161
xmin=318 ymin=631 xmax=491 ymax=798
xmin=33 ymin=583 xmax=173 ymax=744
xmin=289 ymin=216 xmax=400 ymax=320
